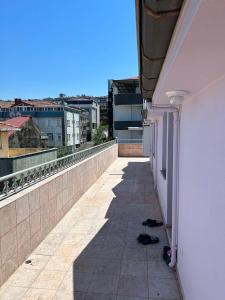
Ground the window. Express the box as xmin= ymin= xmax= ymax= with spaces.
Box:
xmin=57 ymin=134 xmax=62 ymax=141
xmin=76 ymin=121 xmax=79 ymax=127
xmin=47 ymin=120 xmax=51 ymax=127
xmin=67 ymin=120 xmax=70 ymax=127
xmin=161 ymin=113 xmax=168 ymax=179
xmin=57 ymin=119 xmax=61 ymax=127
xmin=67 ymin=134 xmax=71 ymax=141
xmin=47 ymin=133 xmax=53 ymax=141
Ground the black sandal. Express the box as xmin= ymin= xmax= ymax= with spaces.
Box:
xmin=163 ymin=246 xmax=171 ymax=265
xmin=142 ymin=219 xmax=163 ymax=227
xmin=137 ymin=234 xmax=159 ymax=245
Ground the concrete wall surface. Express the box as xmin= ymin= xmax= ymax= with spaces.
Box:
xmin=0 ymin=143 xmax=118 ymax=286
xmin=8 ymin=148 xmax=46 ymax=157
xmin=118 ymin=143 xmax=143 ymax=157
xmin=0 ymin=149 xmax=58 ymax=177
xmin=176 ymin=76 xmax=225 ymax=300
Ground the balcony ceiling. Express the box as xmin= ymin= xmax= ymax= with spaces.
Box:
xmin=135 ymin=0 xmax=183 ymax=101
xmin=112 ymin=78 xmax=139 ymax=94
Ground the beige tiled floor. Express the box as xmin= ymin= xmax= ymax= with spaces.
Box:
xmin=0 ymin=158 xmax=181 ymax=300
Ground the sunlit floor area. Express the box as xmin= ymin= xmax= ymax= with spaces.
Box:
xmin=0 ymin=158 xmax=181 ymax=300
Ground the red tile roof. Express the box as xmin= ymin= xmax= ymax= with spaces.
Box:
xmin=0 ymin=100 xmax=59 ymax=108
xmin=5 ymin=116 xmax=31 ymax=128
xmin=4 ymin=116 xmax=31 ymax=137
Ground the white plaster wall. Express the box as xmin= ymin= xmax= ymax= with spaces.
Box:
xmin=177 ymin=75 xmax=225 ymax=300
xmin=143 ymin=125 xmax=152 ymax=157
xmin=34 ymin=117 xmax=63 ymax=147
xmin=65 ymin=112 xmax=74 ymax=146
xmin=74 ymin=113 xmax=80 ymax=144
xmin=155 ymin=118 xmax=168 ymax=222
xmin=65 ymin=111 xmax=80 ymax=146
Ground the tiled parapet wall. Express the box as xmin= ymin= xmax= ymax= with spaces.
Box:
xmin=0 ymin=143 xmax=118 ymax=287
xmin=118 ymin=143 xmax=143 ymax=157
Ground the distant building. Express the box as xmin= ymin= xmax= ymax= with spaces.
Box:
xmin=57 ymin=98 xmax=100 ymax=141
xmin=0 ymin=121 xmax=20 ymax=157
xmin=94 ymin=96 xmax=108 ymax=126
xmin=108 ymin=77 xmax=144 ymax=141
xmin=0 ymin=119 xmax=57 ymax=176
xmin=5 ymin=116 xmax=47 ymax=148
xmin=0 ymin=99 xmax=81 ymax=148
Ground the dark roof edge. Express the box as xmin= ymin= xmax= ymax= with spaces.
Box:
xmin=135 ymin=0 xmax=183 ymax=101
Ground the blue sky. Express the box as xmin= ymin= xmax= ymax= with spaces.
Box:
xmin=0 ymin=0 xmax=138 ymax=99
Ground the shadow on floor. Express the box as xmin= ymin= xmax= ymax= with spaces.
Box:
xmin=70 ymin=160 xmax=181 ymax=300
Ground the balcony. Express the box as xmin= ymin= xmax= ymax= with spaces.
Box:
xmin=114 ymin=121 xmax=143 ymax=130
xmin=0 ymin=142 xmax=181 ymax=299
xmin=114 ymin=93 xmax=143 ymax=105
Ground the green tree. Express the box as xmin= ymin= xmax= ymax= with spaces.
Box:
xmin=93 ymin=125 xmax=107 ymax=145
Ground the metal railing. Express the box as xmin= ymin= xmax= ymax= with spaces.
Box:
xmin=0 ymin=140 xmax=116 ymax=201
xmin=117 ymin=139 xmax=143 ymax=144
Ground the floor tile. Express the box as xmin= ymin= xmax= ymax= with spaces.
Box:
xmin=23 ymin=288 xmax=56 ymax=299
xmin=54 ymin=290 xmax=85 ymax=300
xmin=88 ymin=274 xmax=119 ymax=294
xmin=59 ymin=272 xmax=93 ymax=292
xmin=122 ymin=248 xmax=147 ymax=261
xmin=55 ymin=244 xmax=81 ymax=257
xmin=7 ymin=268 xmax=41 ymax=287
xmin=148 ymin=277 xmax=181 ymax=299
xmin=121 ymin=261 xmax=147 ymax=277
xmin=22 ymin=254 xmax=51 ymax=270
xmin=32 ymin=270 xmax=65 ymax=289
xmin=117 ymin=296 xmax=148 ymax=300
xmin=45 ymin=255 xmax=74 ymax=272
xmin=117 ymin=275 xmax=148 ymax=298
xmin=148 ymin=260 xmax=176 ymax=279
xmin=94 ymin=259 xmax=121 ymax=275
xmin=73 ymin=258 xmax=96 ymax=274
xmin=84 ymin=292 xmax=116 ymax=300
xmin=0 ymin=286 xmax=27 ymax=300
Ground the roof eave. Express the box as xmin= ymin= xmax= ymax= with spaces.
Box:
xmin=135 ymin=0 xmax=184 ymax=101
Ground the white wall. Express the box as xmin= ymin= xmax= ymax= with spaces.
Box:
xmin=154 ymin=118 xmax=168 ymax=222
xmin=177 ymin=75 xmax=225 ymax=300
xmin=143 ymin=125 xmax=152 ymax=157
xmin=65 ymin=111 xmax=80 ymax=146
xmin=34 ymin=117 xmax=63 ymax=147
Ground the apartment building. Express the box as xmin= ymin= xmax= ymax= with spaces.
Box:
xmin=108 ymin=77 xmax=143 ymax=142
xmin=136 ymin=1 xmax=225 ymax=299
xmin=94 ymin=96 xmax=108 ymax=126
xmin=0 ymin=99 xmax=81 ymax=147
xmin=64 ymin=98 xmax=100 ymax=140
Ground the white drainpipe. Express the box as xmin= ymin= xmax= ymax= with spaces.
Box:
xmin=169 ymin=108 xmax=180 ymax=268
xmin=147 ymin=103 xmax=180 ymax=268
xmin=154 ymin=120 xmax=158 ymax=190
